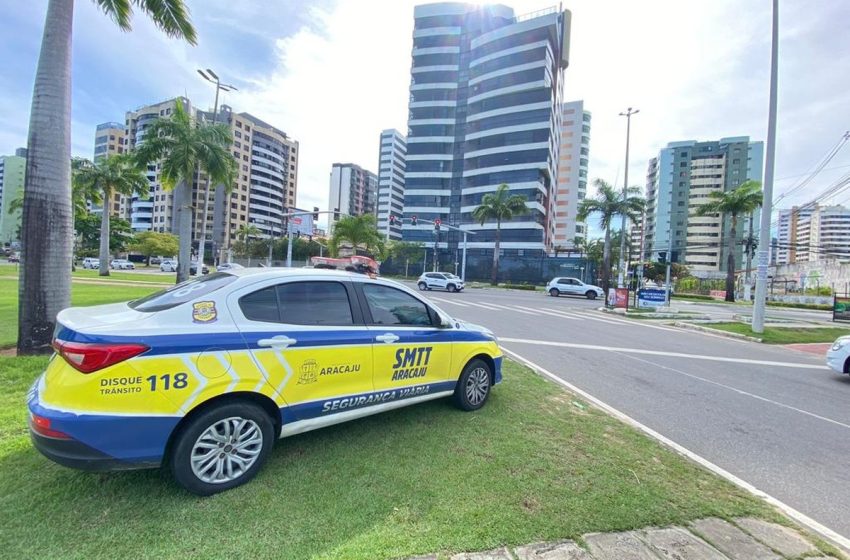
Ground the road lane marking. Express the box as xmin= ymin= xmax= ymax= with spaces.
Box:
xmin=429 ymin=297 xmax=470 ymax=307
xmin=465 ymin=301 xmax=504 ymax=311
xmin=621 ymin=353 xmax=850 ymax=430
xmin=511 ymin=305 xmax=578 ymax=319
xmin=499 ymin=337 xmax=827 ymax=370
xmin=501 ymin=347 xmax=850 ymax=552
xmin=480 ymin=303 xmax=537 ymax=315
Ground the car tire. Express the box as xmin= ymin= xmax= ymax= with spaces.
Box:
xmin=549 ymin=288 xmax=560 ymax=297
xmin=585 ymin=290 xmax=597 ymax=300
xmin=169 ymin=402 xmax=275 ymax=496
xmin=453 ymin=359 xmax=492 ymax=411
xmin=418 ymin=282 xmax=427 ymax=291
xmin=447 ymin=284 xmax=457 ymax=292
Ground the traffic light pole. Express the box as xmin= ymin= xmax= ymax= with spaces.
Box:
xmin=392 ymin=215 xmax=475 ymax=280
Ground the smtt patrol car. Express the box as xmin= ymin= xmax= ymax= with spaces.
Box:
xmin=28 ymin=269 xmax=502 ymax=495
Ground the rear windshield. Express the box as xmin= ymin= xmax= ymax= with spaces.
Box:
xmin=128 ymin=272 xmax=237 ymax=312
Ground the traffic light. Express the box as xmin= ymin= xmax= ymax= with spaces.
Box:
xmin=411 ymin=215 xmax=417 ymax=226
xmin=389 ymin=215 xmax=396 ymax=225
xmin=312 ymin=206 xmax=319 ymax=220
xmin=434 ymin=218 xmax=441 ymax=231
xmin=658 ymin=251 xmax=667 ymax=264
xmin=333 ymin=207 xmax=340 ymax=220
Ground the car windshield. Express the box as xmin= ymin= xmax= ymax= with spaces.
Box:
xmin=128 ymin=272 xmax=237 ymax=312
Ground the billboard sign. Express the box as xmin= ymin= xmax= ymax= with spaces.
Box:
xmin=288 ymin=210 xmax=314 ymax=236
xmin=833 ymin=296 xmax=850 ymax=323
xmin=637 ymin=288 xmax=667 ymax=308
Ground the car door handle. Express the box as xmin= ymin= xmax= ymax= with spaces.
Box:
xmin=375 ymin=333 xmax=399 ymax=344
xmin=257 ymin=335 xmax=297 ymax=349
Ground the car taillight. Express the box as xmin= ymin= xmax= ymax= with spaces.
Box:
xmin=51 ymin=339 xmax=149 ymax=373
xmin=31 ymin=414 xmax=71 ymax=439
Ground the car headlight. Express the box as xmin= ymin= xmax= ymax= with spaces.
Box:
xmin=831 ymin=338 xmax=850 ymax=351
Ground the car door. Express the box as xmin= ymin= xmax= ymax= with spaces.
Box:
xmin=557 ymin=278 xmax=577 ymax=296
xmin=427 ymin=273 xmax=446 ymax=290
xmin=229 ymin=278 xmax=374 ymax=421
xmin=357 ymin=282 xmax=454 ymax=398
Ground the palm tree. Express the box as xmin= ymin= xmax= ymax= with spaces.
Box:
xmin=329 ymin=214 xmax=384 ymax=257
xmin=471 ymin=183 xmax=529 ymax=285
xmin=572 ymin=236 xmax=587 ymax=259
xmin=72 ymin=155 xmax=148 ymax=276
xmin=18 ymin=1 xmax=195 ymax=355
xmin=134 ymin=100 xmax=235 ymax=283
xmin=577 ymin=179 xmax=644 ymax=296
xmin=236 ymin=223 xmax=261 ymax=243
xmin=694 ymin=180 xmax=763 ymax=302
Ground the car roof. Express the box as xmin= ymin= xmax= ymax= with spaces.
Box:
xmin=225 ymin=267 xmax=383 ymax=283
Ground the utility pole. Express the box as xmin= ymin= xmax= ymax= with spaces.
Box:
xmin=752 ymin=0 xmax=779 ymax=334
xmin=196 ymin=69 xmax=237 ymax=272
xmin=744 ymin=212 xmax=755 ymax=301
xmin=617 ymin=107 xmax=639 ymax=288
xmin=461 ymin=231 xmax=469 ymax=282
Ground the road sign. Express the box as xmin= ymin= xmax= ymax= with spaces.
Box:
xmin=637 ymin=288 xmax=667 ymax=308
xmin=291 ymin=216 xmax=302 ymax=225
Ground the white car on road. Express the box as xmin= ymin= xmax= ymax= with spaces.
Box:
xmin=546 ymin=277 xmax=604 ymax=300
xmin=826 ymin=336 xmax=850 ymax=374
xmin=81 ymin=258 xmax=100 ymax=270
xmin=109 ymin=259 xmax=135 ymax=270
xmin=418 ymin=272 xmax=464 ymax=292
xmin=160 ymin=259 xmax=178 ymax=272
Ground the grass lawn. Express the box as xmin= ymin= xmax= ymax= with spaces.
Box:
xmin=707 ymin=322 xmax=850 ymax=344
xmin=0 ymin=357 xmax=791 ymax=560
xmin=0 ymin=264 xmax=172 ymax=284
xmin=0 ymin=279 xmax=160 ymax=348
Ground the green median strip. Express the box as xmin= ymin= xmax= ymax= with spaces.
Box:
xmin=0 ymin=356 xmax=786 ymax=560
xmin=701 ymin=322 xmax=850 ymax=344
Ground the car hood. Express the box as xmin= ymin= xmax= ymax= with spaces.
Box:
xmin=456 ymin=319 xmax=497 ymax=341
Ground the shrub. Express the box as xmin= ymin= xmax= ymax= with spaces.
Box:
xmin=502 ymin=283 xmax=538 ymax=291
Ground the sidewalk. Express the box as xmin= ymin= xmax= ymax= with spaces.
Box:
xmin=407 ymin=517 xmax=840 ymax=559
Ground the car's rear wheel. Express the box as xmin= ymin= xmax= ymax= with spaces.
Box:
xmin=453 ymin=359 xmax=492 ymax=411
xmin=169 ymin=402 xmax=274 ymax=496
xmin=549 ymin=288 xmax=560 ymax=297
xmin=585 ymin=290 xmax=597 ymax=300
xmin=418 ymin=282 xmax=427 ymax=291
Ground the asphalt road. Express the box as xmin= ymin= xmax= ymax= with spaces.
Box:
xmin=409 ymin=284 xmax=850 ymax=541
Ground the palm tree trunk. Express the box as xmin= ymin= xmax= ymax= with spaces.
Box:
xmin=98 ymin=187 xmax=111 ymax=276
xmin=601 ymin=223 xmax=612 ymax=296
xmin=726 ymin=214 xmax=737 ymax=302
xmin=174 ymin=180 xmax=192 ymax=283
xmin=491 ymin=220 xmax=501 ymax=285
xmin=18 ymin=0 xmax=74 ymax=355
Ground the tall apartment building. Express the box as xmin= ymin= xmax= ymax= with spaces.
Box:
xmin=401 ymin=2 xmax=571 ymax=257
xmin=122 ymin=98 xmax=299 ymax=254
xmin=328 ymin=163 xmax=378 ymax=231
xmin=0 ymin=148 xmax=26 ymax=243
xmin=793 ymin=205 xmax=850 ymax=263
xmin=643 ymin=137 xmax=764 ymax=272
xmin=92 ymin=122 xmax=127 ymax=218
xmin=376 ymin=129 xmax=407 ymax=239
xmin=553 ymin=100 xmax=590 ymax=250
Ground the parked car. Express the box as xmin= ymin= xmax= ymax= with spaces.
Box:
xmin=216 ymin=262 xmax=244 ymax=272
xmin=826 ymin=336 xmax=850 ymax=374
xmin=109 ymin=259 xmax=135 ymax=270
xmin=160 ymin=259 xmax=178 ymax=272
xmin=417 ymin=272 xmax=465 ymax=292
xmin=546 ymin=277 xmax=604 ymax=300
xmin=190 ymin=262 xmax=210 ymax=275
xmin=81 ymin=257 xmax=100 ymax=270
xmin=7 ymin=253 xmax=20 ymax=263
xmin=29 ymin=269 xmax=502 ymax=495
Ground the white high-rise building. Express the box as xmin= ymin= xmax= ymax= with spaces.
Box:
xmin=376 ymin=129 xmax=407 ymax=240
xmin=553 ymin=100 xmax=590 ymax=250
xmin=328 ymin=163 xmax=378 ymax=232
xmin=795 ymin=205 xmax=850 ymax=263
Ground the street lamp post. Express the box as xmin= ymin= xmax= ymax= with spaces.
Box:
xmin=752 ymin=0 xmax=779 ymax=334
xmin=617 ymin=107 xmax=639 ymax=289
xmin=196 ymin=68 xmax=237 ymax=271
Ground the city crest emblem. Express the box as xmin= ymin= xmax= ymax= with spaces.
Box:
xmin=192 ymin=301 xmax=218 ymax=323
xmin=298 ymin=359 xmax=319 ymax=384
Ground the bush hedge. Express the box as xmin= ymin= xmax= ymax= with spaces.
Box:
xmin=502 ymin=283 xmax=538 ymax=291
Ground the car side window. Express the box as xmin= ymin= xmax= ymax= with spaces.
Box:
xmin=557 ymin=278 xmax=569 ymax=285
xmin=239 ymin=286 xmax=280 ymax=323
xmin=363 ymin=284 xmax=433 ymax=327
xmin=277 ymin=281 xmax=353 ymax=325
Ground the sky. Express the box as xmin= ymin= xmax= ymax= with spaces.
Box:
xmin=2 ymin=0 xmax=850 ymax=233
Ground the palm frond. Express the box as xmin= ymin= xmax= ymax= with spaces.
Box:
xmin=132 ymin=0 xmax=197 ymax=44
xmin=93 ymin=0 xmax=133 ymax=31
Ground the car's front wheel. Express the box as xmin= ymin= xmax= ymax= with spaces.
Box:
xmin=447 ymin=284 xmax=457 ymax=292
xmin=169 ymin=402 xmax=275 ymax=496
xmin=549 ymin=288 xmax=560 ymax=297
xmin=453 ymin=359 xmax=492 ymax=411
xmin=418 ymin=282 xmax=427 ymax=291
xmin=586 ymin=290 xmax=597 ymax=300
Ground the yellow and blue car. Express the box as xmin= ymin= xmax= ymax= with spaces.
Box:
xmin=28 ymin=269 xmax=502 ymax=495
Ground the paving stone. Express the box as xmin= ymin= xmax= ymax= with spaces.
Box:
xmin=690 ymin=518 xmax=780 ymax=560
xmin=584 ymin=531 xmax=659 ymax=560
xmin=450 ymin=548 xmax=513 ymax=560
xmin=514 ymin=540 xmax=592 ymax=560
xmin=639 ymin=527 xmax=727 ymax=560
xmin=735 ymin=518 xmax=818 ymax=558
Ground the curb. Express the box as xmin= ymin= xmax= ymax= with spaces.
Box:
xmin=672 ymin=321 xmax=763 ymax=343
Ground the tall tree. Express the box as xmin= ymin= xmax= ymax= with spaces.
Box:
xmin=694 ymin=180 xmax=763 ymax=302
xmin=572 ymin=235 xmax=587 ymax=259
xmin=471 ymin=183 xmax=529 ymax=285
xmin=72 ymin=155 xmax=148 ymax=276
xmin=577 ymin=179 xmax=644 ymax=296
xmin=129 ymin=231 xmax=179 ymax=266
xmin=329 ymin=214 xmax=385 ymax=257
xmin=236 ymin=223 xmax=261 ymax=242
xmin=134 ymin=100 xmax=235 ymax=283
xmin=18 ymin=0 xmax=195 ymax=355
